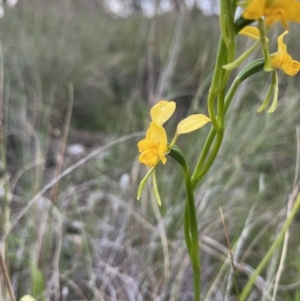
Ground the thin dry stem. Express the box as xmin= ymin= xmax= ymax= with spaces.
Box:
xmin=50 ymin=83 xmax=74 ymax=203
xmin=293 ymin=126 xmax=300 ymax=189
xmin=271 ymin=196 xmax=291 ymax=301
xmin=0 ymin=132 xmax=145 ymax=247
xmin=272 ymin=128 xmax=300 ymax=299
xmin=0 ymin=254 xmax=16 ymax=301
xmin=150 ymin=191 xmax=170 ymax=281
xmin=219 ymin=207 xmax=236 ymax=271
xmin=155 ymin=8 xmax=185 ymax=102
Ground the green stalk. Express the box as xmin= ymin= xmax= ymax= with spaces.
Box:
xmin=191 ymin=126 xmax=216 ymax=186
xmin=220 ymin=0 xmax=230 ymax=48
xmin=170 ymin=147 xmax=201 ymax=301
xmin=193 ymin=1 xmax=237 ymax=185
xmin=207 ymin=38 xmax=227 ymax=131
xmin=184 ymin=200 xmax=192 ymax=252
xmin=192 ymin=78 xmax=238 ymax=187
xmin=258 ymin=19 xmax=272 ymax=72
xmin=192 ymin=59 xmax=265 ymax=187
xmin=214 ymin=0 xmax=236 ymax=95
xmin=192 ymin=130 xmax=224 ymax=186
xmin=217 ymin=88 xmax=225 ymax=128
xmin=207 ymin=16 xmax=236 ymax=130
xmin=240 ymin=194 xmax=300 ymax=301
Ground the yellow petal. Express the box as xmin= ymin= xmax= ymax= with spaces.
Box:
xmin=270 ymin=31 xmax=300 ymax=76
xmin=239 ymin=26 xmax=260 ymax=40
xmin=138 ymin=139 xmax=157 ymax=153
xmin=282 ymin=58 xmax=300 ymax=76
xmin=277 ymin=31 xmax=288 ymax=53
xmin=177 ymin=114 xmax=210 ymax=135
xmin=270 ymin=52 xmax=284 ymax=69
xmin=265 ymin=0 xmax=300 ymax=26
xmin=138 ymin=122 xmax=168 ymax=168
xmin=243 ymin=0 xmax=266 ymax=20
xmin=281 ymin=1 xmax=300 ymax=22
xmin=242 ymin=0 xmax=300 ymax=27
xmin=146 ymin=122 xmax=167 ymax=147
xmin=239 ymin=26 xmax=269 ymax=43
xmin=150 ymin=100 xmax=176 ymax=125
xmin=139 ymin=150 xmax=160 ymax=167
xmin=158 ymin=143 xmax=167 ymax=165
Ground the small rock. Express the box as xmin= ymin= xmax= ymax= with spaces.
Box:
xmin=119 ymin=173 xmax=130 ymax=191
xmin=67 ymin=144 xmax=85 ymax=157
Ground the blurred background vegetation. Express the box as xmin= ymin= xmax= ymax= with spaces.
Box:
xmin=0 ymin=0 xmax=300 ymax=300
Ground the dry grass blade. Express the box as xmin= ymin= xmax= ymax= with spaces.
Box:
xmin=271 ymin=127 xmax=300 ymax=300
xmin=0 ymin=253 xmax=16 ymax=301
xmin=0 ymin=132 xmax=144 ymax=247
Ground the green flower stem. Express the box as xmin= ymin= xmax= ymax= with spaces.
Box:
xmin=217 ymin=88 xmax=225 ymax=128
xmin=215 ymin=1 xmax=236 ymax=94
xmin=230 ymin=0 xmax=237 ymax=19
xmin=258 ymin=19 xmax=272 ymax=72
xmin=214 ymin=60 xmax=230 ymax=95
xmin=192 ymin=80 xmax=238 ymax=187
xmin=192 ymin=59 xmax=265 ymax=187
xmin=207 ymin=38 xmax=234 ymax=129
xmin=192 ymin=130 xmax=224 ymax=188
xmin=207 ymin=38 xmax=227 ymax=131
xmin=220 ymin=0 xmax=230 ymax=48
xmin=169 ymin=147 xmax=201 ymax=301
xmin=219 ymin=0 xmax=235 ymax=50
xmin=184 ymin=199 xmax=191 ymax=252
xmin=207 ymin=10 xmax=236 ymax=132
xmin=240 ymin=193 xmax=300 ymax=301
xmin=214 ymin=0 xmax=236 ymax=94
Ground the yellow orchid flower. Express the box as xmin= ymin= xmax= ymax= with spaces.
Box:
xmin=240 ymin=27 xmax=300 ymax=76
xmin=138 ymin=122 xmax=168 ymax=168
xmin=242 ymin=0 xmax=300 ymax=28
xmin=270 ymin=31 xmax=300 ymax=76
xmin=137 ymin=100 xmax=210 ymax=204
xmin=138 ymin=101 xmax=211 ymax=168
